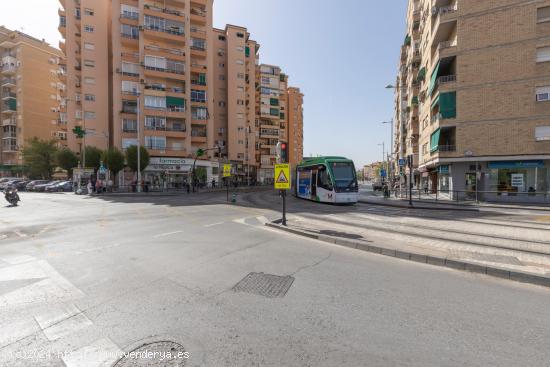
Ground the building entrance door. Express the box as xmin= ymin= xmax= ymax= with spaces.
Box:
xmin=465 ymin=173 xmax=477 ymax=200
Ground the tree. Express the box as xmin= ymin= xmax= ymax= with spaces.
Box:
xmin=102 ymin=147 xmax=125 ymax=178
xmin=125 ymin=145 xmax=150 ymax=174
xmin=55 ymin=148 xmax=79 ymax=177
xmin=22 ymin=138 xmax=58 ymax=179
xmin=83 ymin=146 xmax=103 ymax=170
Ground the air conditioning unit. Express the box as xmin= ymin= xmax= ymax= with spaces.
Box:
xmin=138 ymin=25 xmax=144 ymax=31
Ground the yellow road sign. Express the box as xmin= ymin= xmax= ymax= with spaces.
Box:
xmin=274 ymin=164 xmax=291 ymax=190
xmin=223 ymin=164 xmax=232 ymax=177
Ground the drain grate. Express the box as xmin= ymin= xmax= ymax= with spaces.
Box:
xmin=113 ymin=341 xmax=188 ymax=366
xmin=233 ymin=272 xmax=295 ymax=298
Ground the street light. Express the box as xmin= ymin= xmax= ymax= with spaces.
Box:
xmin=377 ymin=142 xmax=385 ymax=183
xmin=381 ymin=119 xmax=394 ymax=183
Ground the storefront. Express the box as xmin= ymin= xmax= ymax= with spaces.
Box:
xmin=437 ymin=165 xmax=450 ymax=192
xmin=142 ymin=157 xmax=219 ymax=190
xmin=487 ymin=160 xmax=549 ymax=195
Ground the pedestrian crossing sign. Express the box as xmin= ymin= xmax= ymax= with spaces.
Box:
xmin=223 ymin=164 xmax=232 ymax=177
xmin=274 ymin=164 xmax=291 ymax=190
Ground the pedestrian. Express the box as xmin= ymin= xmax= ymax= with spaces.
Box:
xmin=212 ymin=178 xmax=216 ymax=188
xmin=107 ymin=178 xmax=113 ymax=193
xmin=87 ymin=180 xmax=93 ymax=195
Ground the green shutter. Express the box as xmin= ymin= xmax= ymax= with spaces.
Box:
xmin=412 ymin=96 xmax=419 ymax=106
xmin=428 ymin=61 xmax=440 ymax=96
xmin=280 ymin=112 xmax=285 ymax=119
xmin=245 ymin=46 xmax=250 ymax=57
xmin=417 ymin=67 xmax=426 ymax=82
xmin=198 ymin=73 xmax=206 ymax=85
xmin=166 ymin=96 xmax=185 ymax=107
xmin=430 ymin=128 xmax=441 ymax=153
xmin=439 ymin=92 xmax=456 ymax=119
xmin=270 ymin=108 xmax=279 ymax=116
xmin=431 ymin=94 xmax=440 ymax=110
xmin=270 ymin=98 xmax=279 ymax=106
xmin=404 ymin=34 xmax=411 ymax=46
xmin=7 ymin=99 xmax=16 ymax=110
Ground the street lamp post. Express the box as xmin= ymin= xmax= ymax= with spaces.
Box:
xmin=381 ymin=119 xmax=394 ymax=184
xmin=136 ymin=92 xmax=142 ymax=193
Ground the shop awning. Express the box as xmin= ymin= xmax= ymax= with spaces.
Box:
xmin=166 ymin=96 xmax=185 ymax=107
xmin=430 ymin=128 xmax=441 ymax=153
xmin=488 ymin=160 xmax=545 ymax=169
xmin=428 ymin=61 xmax=440 ymax=96
xmin=431 ymin=94 xmax=440 ymax=110
xmin=439 ymin=91 xmax=456 ymax=119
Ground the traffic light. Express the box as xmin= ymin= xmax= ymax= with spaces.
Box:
xmin=280 ymin=142 xmax=288 ymax=163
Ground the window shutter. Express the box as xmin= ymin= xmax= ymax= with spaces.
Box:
xmin=535 ymin=126 xmax=550 ymax=141
xmin=537 ymin=6 xmax=550 ymax=21
xmin=536 ymin=47 xmax=550 ymax=62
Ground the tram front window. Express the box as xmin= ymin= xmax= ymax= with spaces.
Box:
xmin=331 ymin=162 xmax=357 ymax=191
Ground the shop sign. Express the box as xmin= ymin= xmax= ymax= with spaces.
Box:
xmin=488 ymin=160 xmax=545 ymax=169
xmin=437 ymin=165 xmax=449 ymax=174
xmin=511 ymin=174 xmax=524 ymax=190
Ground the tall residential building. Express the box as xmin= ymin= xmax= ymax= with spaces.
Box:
xmin=213 ymin=25 xmax=258 ymax=181
xmin=59 ymin=0 xmax=303 ymax=186
xmin=59 ymin=0 xmax=111 ymax=156
xmin=395 ymin=0 xmax=550 ymax=201
xmin=0 ymin=26 xmax=64 ymax=173
xmin=256 ymin=64 xmax=287 ymax=183
xmin=287 ymin=87 xmax=304 ymax=166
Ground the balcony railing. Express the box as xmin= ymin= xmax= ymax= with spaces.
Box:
xmin=144 ymin=44 xmax=185 ymax=56
xmin=435 ymin=4 xmax=458 ymax=16
xmin=2 ymin=92 xmax=16 ymax=99
xmin=437 ymin=145 xmax=456 ymax=152
xmin=144 ymin=4 xmax=183 ymax=17
xmin=431 ymin=113 xmax=441 ymax=124
xmin=437 ymin=74 xmax=456 ymax=84
xmin=438 ymin=39 xmax=457 ymax=50
xmin=144 ymin=65 xmax=185 ymax=75
xmin=1 ymin=78 xmax=16 ymax=86
xmin=145 ymin=125 xmax=186 ymax=132
xmin=191 ymin=130 xmax=207 ymax=137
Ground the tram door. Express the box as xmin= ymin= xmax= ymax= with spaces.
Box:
xmin=311 ymin=170 xmax=317 ymax=197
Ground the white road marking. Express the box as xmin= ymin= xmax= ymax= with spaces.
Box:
xmin=152 ymin=230 xmax=184 ymax=238
xmin=62 ymin=338 xmax=123 ymax=367
xmin=0 ymin=260 xmax=84 ymax=308
xmin=73 ymin=243 xmax=121 ymax=255
xmin=256 ymin=216 xmax=270 ymax=225
xmin=0 ymin=234 xmax=7 ymax=240
xmin=204 ymin=221 xmax=224 ymax=228
xmin=0 ymin=317 xmax=40 ymax=348
xmin=34 ymin=303 xmax=93 ymax=341
xmin=0 ymin=254 xmax=36 ymax=265
xmin=13 ymin=230 xmax=27 ymax=238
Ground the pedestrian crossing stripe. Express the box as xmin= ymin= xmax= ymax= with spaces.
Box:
xmin=274 ymin=164 xmax=291 ymax=190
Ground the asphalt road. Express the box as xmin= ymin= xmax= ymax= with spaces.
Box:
xmin=0 ymin=191 xmax=549 ymax=366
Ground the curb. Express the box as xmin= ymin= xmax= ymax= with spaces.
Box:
xmin=95 ymin=187 xmax=271 ymax=198
xmin=265 ymin=222 xmax=550 ymax=288
xmin=359 ymin=199 xmax=479 ymax=212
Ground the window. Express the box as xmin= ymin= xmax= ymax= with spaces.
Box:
xmin=219 ymin=75 xmax=225 ymax=80
xmin=237 ymin=86 xmax=244 ymax=92
xmin=84 ymin=42 xmax=94 ymax=50
xmin=145 ymin=116 xmax=166 ymax=129
xmin=236 ymin=60 xmax=244 ymax=65
xmin=122 ymin=138 xmax=138 ymax=149
xmin=538 ymin=6 xmax=550 ymax=22
xmin=237 ymin=113 xmax=244 ymax=119
xmin=237 ymin=99 xmax=244 ymax=105
xmin=144 ymin=95 xmax=166 ymax=109
xmin=536 ymin=86 xmax=550 ymax=101
xmin=191 ymin=90 xmax=207 ymax=103
xmin=121 ymin=62 xmax=139 ymax=76
xmin=145 ymin=136 xmax=167 ymax=150
xmin=191 ymin=38 xmax=206 ymax=50
xmin=317 ymin=167 xmax=333 ymax=190
xmin=144 ymin=15 xmax=184 ymax=35
xmin=192 ymin=107 xmax=208 ymax=120
xmin=536 ymin=47 xmax=550 ymax=62
xmin=536 ymin=126 xmax=550 ymax=141
xmin=122 ymin=119 xmax=137 ymax=132
xmin=218 ymin=101 xmax=226 ymax=107
xmin=84 ymin=111 xmax=96 ymax=120
xmin=84 ymin=25 xmax=94 ymax=33
xmin=83 ymin=59 xmax=95 ymax=67
xmin=121 ymin=4 xmax=139 ymax=19
xmin=237 ymin=73 xmax=245 ymax=79
xmin=218 ymin=62 xmax=225 ymax=68
xmin=121 ymin=24 xmax=139 ymax=39
xmin=75 ymin=8 xmax=81 ymax=19
xmin=75 ymin=110 xmax=83 ymax=119
xmin=84 ymin=77 xmax=95 ymax=85
xmin=84 ymin=94 xmax=95 ymax=102
xmin=122 ymin=81 xmax=139 ymax=94
xmin=236 ymin=32 xmax=244 ymax=38
xmin=144 ymin=55 xmax=167 ymax=70
xmin=84 ymin=8 xmax=94 ymax=16
xmin=422 ymin=143 xmax=428 ymax=155
xmin=218 ymin=35 xmax=226 ymax=41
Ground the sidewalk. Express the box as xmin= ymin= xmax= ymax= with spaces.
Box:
xmin=91 ymin=186 xmax=271 ymax=198
xmin=361 ymin=194 xmax=550 ymax=212
xmin=266 ymin=215 xmax=550 ymax=288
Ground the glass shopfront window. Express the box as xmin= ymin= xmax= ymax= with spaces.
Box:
xmin=488 ymin=161 xmax=549 ymax=194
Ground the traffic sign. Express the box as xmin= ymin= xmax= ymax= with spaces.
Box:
xmin=380 ymin=169 xmax=387 ymax=178
xmin=274 ymin=164 xmax=291 ymax=190
xmin=223 ymin=164 xmax=232 ymax=177
xmin=398 ymin=159 xmax=406 ymax=167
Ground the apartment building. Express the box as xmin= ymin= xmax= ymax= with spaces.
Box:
xmin=213 ymin=25 xmax=258 ymax=182
xmin=59 ymin=0 xmax=111 ymax=157
xmin=0 ymin=26 xmax=64 ymax=174
xmin=395 ymin=0 xmax=550 ymax=202
xmin=287 ymin=87 xmax=304 ymax=166
xmin=59 ymin=0 xmax=303 ymax=186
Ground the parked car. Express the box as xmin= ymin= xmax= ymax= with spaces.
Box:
xmin=25 ymin=180 xmax=51 ymax=191
xmin=15 ymin=180 xmax=30 ymax=190
xmin=45 ymin=181 xmax=73 ymax=192
xmin=0 ymin=179 xmax=25 ymax=190
xmin=33 ymin=181 xmax=60 ymax=192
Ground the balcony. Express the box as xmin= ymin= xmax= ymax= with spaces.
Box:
xmin=2 ymin=99 xmax=16 ymax=113
xmin=143 ymin=15 xmax=185 ymax=42
xmin=1 ymin=64 xmax=17 ymax=76
xmin=143 ymin=64 xmax=185 ymax=81
xmin=1 ymin=78 xmax=15 ymax=88
xmin=432 ymin=3 xmax=458 ymax=48
xmin=144 ymin=44 xmax=185 ymax=60
xmin=190 ymin=7 xmax=207 ymax=24
xmin=144 ymin=3 xmax=184 ymax=20
xmin=2 ymin=92 xmax=16 ymax=100
xmin=2 ymin=118 xmax=16 ymax=127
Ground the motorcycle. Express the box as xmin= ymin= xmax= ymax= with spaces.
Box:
xmin=4 ymin=187 xmax=20 ymax=206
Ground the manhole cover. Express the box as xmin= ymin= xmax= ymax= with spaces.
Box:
xmin=113 ymin=341 xmax=188 ymax=366
xmin=233 ymin=272 xmax=295 ymax=298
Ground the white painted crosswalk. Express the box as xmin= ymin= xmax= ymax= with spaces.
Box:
xmin=34 ymin=304 xmax=93 ymax=341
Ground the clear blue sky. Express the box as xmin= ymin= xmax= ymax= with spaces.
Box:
xmin=214 ymin=0 xmax=408 ymax=167
xmin=1 ymin=0 xmax=407 ymax=168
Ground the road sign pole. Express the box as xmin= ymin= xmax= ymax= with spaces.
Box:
xmin=408 ymin=155 xmax=413 ymax=207
xmin=282 ymin=189 xmax=287 ymax=226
